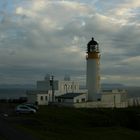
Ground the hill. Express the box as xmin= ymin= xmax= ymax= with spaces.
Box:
xmin=9 ymin=106 xmax=140 ymax=140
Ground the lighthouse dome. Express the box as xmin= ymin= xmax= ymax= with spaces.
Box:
xmin=87 ymin=37 xmax=98 ymax=46
xmin=87 ymin=37 xmax=99 ymax=53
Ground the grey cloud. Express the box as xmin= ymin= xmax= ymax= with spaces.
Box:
xmin=0 ymin=0 xmax=139 ymax=86
xmin=101 ymin=65 xmax=140 ymax=76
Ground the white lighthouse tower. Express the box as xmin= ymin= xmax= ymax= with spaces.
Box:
xmin=86 ymin=37 xmax=100 ymax=101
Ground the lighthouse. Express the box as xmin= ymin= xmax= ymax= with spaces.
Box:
xmin=86 ymin=37 xmax=100 ymax=101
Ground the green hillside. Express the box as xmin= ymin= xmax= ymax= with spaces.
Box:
xmin=12 ymin=106 xmax=140 ymax=140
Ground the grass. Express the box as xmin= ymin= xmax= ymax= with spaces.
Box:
xmin=11 ymin=106 xmax=140 ymax=140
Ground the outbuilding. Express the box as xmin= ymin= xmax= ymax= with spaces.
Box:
xmin=55 ymin=93 xmax=87 ymax=106
xmin=101 ymin=89 xmax=128 ymax=108
xmin=27 ymin=90 xmax=52 ymax=105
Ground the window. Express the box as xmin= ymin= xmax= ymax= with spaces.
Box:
xmin=68 ymin=85 xmax=70 ymax=90
xmin=75 ymin=85 xmax=77 ymax=90
xmin=58 ymin=99 xmax=61 ymax=102
xmin=64 ymin=84 xmax=68 ymax=93
xmin=45 ymin=96 xmax=48 ymax=101
xmin=40 ymin=96 xmax=43 ymax=100
xmin=81 ymin=98 xmax=85 ymax=102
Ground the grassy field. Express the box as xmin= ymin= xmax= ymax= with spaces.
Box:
xmin=9 ymin=106 xmax=140 ymax=140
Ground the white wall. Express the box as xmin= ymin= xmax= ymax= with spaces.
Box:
xmin=128 ymin=97 xmax=140 ymax=106
xmin=37 ymin=94 xmax=49 ymax=105
xmin=74 ymin=94 xmax=87 ymax=103
xmin=102 ymin=93 xmax=121 ymax=104
xmin=27 ymin=90 xmax=53 ymax=105
xmin=102 ymin=89 xmax=127 ymax=104
xmin=56 ymin=94 xmax=87 ymax=104
xmin=87 ymin=58 xmax=100 ymax=101
xmin=74 ymin=101 xmax=128 ymax=108
xmin=57 ymin=80 xmax=80 ymax=95
xmin=36 ymin=78 xmax=80 ymax=96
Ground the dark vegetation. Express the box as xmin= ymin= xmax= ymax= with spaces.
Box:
xmin=5 ymin=105 xmax=140 ymax=140
xmin=1 ymin=102 xmax=140 ymax=139
xmin=0 ymin=98 xmax=27 ymax=104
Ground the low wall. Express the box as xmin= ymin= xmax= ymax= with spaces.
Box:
xmin=74 ymin=101 xmax=128 ymax=108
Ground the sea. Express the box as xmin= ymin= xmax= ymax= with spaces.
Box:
xmin=0 ymin=86 xmax=139 ymax=99
xmin=0 ymin=89 xmax=27 ymax=99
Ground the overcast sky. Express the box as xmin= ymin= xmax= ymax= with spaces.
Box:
xmin=0 ymin=0 xmax=140 ymax=86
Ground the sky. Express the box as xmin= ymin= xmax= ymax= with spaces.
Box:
xmin=0 ymin=0 xmax=140 ymax=86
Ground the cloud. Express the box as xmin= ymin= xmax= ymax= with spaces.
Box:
xmin=93 ymin=0 xmax=140 ymax=26
xmin=0 ymin=0 xmax=139 ymax=86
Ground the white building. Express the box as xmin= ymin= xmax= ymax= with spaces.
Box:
xmin=27 ymin=75 xmax=81 ymax=105
xmin=128 ymin=97 xmax=140 ymax=107
xmin=84 ymin=38 xmax=128 ymax=108
xmin=37 ymin=74 xmax=80 ymax=96
xmin=55 ymin=93 xmax=87 ymax=106
xmin=101 ymin=89 xmax=128 ymax=108
xmin=27 ymin=90 xmax=52 ymax=105
xmin=56 ymin=80 xmax=79 ymax=96
xmin=27 ymin=38 xmax=129 ymax=108
xmin=86 ymin=38 xmax=100 ymax=101
xmin=74 ymin=89 xmax=128 ymax=108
